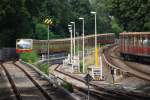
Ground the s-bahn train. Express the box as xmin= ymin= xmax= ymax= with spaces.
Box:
xmin=32 ymin=33 xmax=115 ymax=54
xmin=120 ymin=32 xmax=150 ymax=62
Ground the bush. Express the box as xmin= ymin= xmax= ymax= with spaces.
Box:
xmin=20 ymin=51 xmax=38 ymax=63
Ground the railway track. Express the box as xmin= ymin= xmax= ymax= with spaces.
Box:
xmin=104 ymin=45 xmax=150 ymax=81
xmin=0 ymin=61 xmax=75 ymax=100
xmin=1 ymin=62 xmax=22 ymax=100
xmin=54 ymin=64 xmax=150 ymax=100
xmin=1 ymin=61 xmax=52 ymax=100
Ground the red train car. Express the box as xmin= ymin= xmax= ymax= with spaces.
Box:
xmin=120 ymin=32 xmax=150 ymax=62
xmin=33 ymin=33 xmax=115 ymax=54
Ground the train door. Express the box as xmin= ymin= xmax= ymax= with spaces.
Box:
xmin=145 ymin=35 xmax=149 ymax=55
xmin=148 ymin=35 xmax=150 ymax=55
xmin=133 ymin=35 xmax=138 ymax=55
xmin=127 ymin=35 xmax=131 ymax=54
xmin=138 ymin=35 xmax=143 ymax=54
xmin=124 ymin=35 xmax=128 ymax=53
xmin=120 ymin=35 xmax=124 ymax=53
xmin=143 ymin=35 xmax=148 ymax=56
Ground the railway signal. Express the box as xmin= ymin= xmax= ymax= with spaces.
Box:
xmin=84 ymin=73 xmax=93 ymax=84
xmin=44 ymin=18 xmax=53 ymax=25
xmin=84 ymin=70 xmax=92 ymax=100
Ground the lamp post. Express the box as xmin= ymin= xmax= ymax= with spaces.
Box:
xmin=76 ymin=32 xmax=80 ymax=72
xmin=68 ymin=24 xmax=73 ymax=65
xmin=70 ymin=22 xmax=76 ymax=57
xmin=79 ymin=17 xmax=85 ymax=73
xmin=76 ymin=32 xmax=79 ymax=58
xmin=91 ymin=11 xmax=98 ymax=68
xmin=44 ymin=18 xmax=52 ymax=66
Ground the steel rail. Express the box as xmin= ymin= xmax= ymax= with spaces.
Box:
xmin=54 ymin=65 xmax=143 ymax=100
xmin=1 ymin=63 xmax=22 ymax=100
xmin=13 ymin=62 xmax=52 ymax=100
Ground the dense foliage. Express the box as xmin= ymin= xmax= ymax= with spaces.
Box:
xmin=20 ymin=51 xmax=38 ymax=63
xmin=108 ymin=0 xmax=150 ymax=31
xmin=0 ymin=0 xmax=149 ymax=47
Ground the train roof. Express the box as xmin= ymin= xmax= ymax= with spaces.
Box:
xmin=33 ymin=33 xmax=114 ymax=42
xmin=120 ymin=32 xmax=150 ymax=35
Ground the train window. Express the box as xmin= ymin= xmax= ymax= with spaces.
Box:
xmin=148 ymin=37 xmax=150 ymax=46
xmin=16 ymin=39 xmax=32 ymax=50
xmin=126 ymin=36 xmax=131 ymax=45
xmin=139 ymin=36 xmax=143 ymax=46
xmin=134 ymin=36 xmax=138 ymax=46
xmin=125 ymin=36 xmax=128 ymax=45
xmin=131 ymin=36 xmax=134 ymax=45
xmin=143 ymin=37 xmax=149 ymax=47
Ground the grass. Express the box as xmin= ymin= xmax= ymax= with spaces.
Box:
xmin=79 ymin=51 xmax=95 ymax=73
xmin=36 ymin=63 xmax=49 ymax=75
xmin=79 ymin=45 xmax=105 ymax=73
xmin=20 ymin=51 xmax=38 ymax=63
xmin=62 ymin=82 xmax=74 ymax=93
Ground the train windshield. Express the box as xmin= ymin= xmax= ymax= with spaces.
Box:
xmin=143 ymin=38 xmax=150 ymax=47
xmin=148 ymin=37 xmax=150 ymax=46
xmin=16 ymin=39 xmax=32 ymax=50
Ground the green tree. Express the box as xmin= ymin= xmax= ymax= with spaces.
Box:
xmin=42 ymin=0 xmax=71 ymax=37
xmin=35 ymin=23 xmax=55 ymax=39
xmin=69 ymin=0 xmax=93 ymax=34
xmin=91 ymin=0 xmax=112 ymax=33
xmin=108 ymin=0 xmax=150 ymax=31
xmin=111 ymin=16 xmax=123 ymax=37
xmin=0 ymin=0 xmax=32 ymax=47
